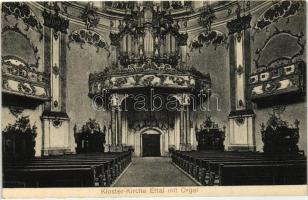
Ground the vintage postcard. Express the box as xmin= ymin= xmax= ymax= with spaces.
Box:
xmin=1 ymin=0 xmax=307 ymax=198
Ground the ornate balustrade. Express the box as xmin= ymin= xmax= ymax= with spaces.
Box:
xmin=104 ymin=1 xmax=192 ymax=11
xmin=248 ymin=61 xmax=306 ymax=106
xmin=2 ymin=56 xmax=50 ymax=101
xmin=158 ymin=1 xmax=193 ymax=10
xmin=104 ymin=1 xmax=135 ymax=10
xmin=88 ymin=63 xmax=211 ymax=97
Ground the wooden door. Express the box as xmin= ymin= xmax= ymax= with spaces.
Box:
xmin=142 ymin=134 xmax=160 ymax=157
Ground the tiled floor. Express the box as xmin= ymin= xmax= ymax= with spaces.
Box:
xmin=113 ymin=157 xmax=198 ymax=187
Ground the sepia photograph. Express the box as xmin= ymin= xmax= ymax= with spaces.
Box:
xmin=1 ymin=0 xmax=307 ymax=198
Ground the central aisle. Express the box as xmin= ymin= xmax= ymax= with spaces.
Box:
xmin=113 ymin=157 xmax=198 ymax=187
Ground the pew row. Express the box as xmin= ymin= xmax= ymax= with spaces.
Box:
xmin=171 ymin=150 xmax=307 ymax=186
xmin=3 ymin=151 xmax=132 ymax=187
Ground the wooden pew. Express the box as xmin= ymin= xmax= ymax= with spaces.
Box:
xmin=171 ymin=150 xmax=307 ymax=186
xmin=3 ymin=151 xmax=132 ymax=188
xmin=4 ymin=161 xmax=109 ymax=186
xmin=172 ymin=151 xmax=265 ymax=184
xmin=43 ymin=152 xmax=132 ymax=181
xmin=208 ymin=160 xmax=307 ymax=185
xmin=218 ymin=162 xmax=307 ymax=185
xmin=4 ymin=167 xmax=96 ymax=187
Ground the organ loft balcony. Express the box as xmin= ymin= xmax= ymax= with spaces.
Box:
xmin=88 ymin=2 xmax=211 ymax=102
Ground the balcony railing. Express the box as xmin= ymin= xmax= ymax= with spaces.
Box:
xmin=2 ymin=57 xmax=50 ymax=101
xmin=88 ymin=61 xmax=211 ymax=98
xmin=248 ymin=61 xmax=306 ymax=106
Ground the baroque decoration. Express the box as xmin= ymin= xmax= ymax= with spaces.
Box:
xmin=2 ymin=2 xmax=43 ymax=40
xmin=235 ymin=64 xmax=244 ymax=75
xmin=254 ymin=1 xmax=302 ymax=31
xmin=68 ymin=29 xmax=110 ymax=54
xmin=52 ymin=118 xmax=62 ymax=128
xmin=249 ymin=27 xmax=306 ymax=106
xmin=89 ymin=2 xmax=211 ymax=112
xmin=198 ymin=4 xmax=216 ymax=32
xmin=190 ymin=30 xmax=226 ymax=51
xmin=162 ymin=1 xmax=192 ymax=10
xmin=52 ymin=64 xmax=60 ymax=77
xmin=53 ymin=100 xmax=59 ymax=108
xmin=42 ymin=3 xmax=69 ymax=39
xmin=2 ymin=55 xmax=50 ymax=101
xmin=248 ymin=60 xmax=305 ymax=106
xmin=109 ymin=6 xmax=188 ymax=48
xmin=105 ymin=1 xmax=135 ymax=10
xmin=9 ymin=106 xmax=24 ymax=118
xmin=226 ymin=2 xmax=252 ymax=35
xmin=227 ymin=14 xmax=251 ymax=35
xmin=81 ymin=119 xmax=105 ymax=134
xmin=89 ymin=68 xmax=210 ymax=97
xmin=128 ymin=115 xmax=173 ymax=132
xmin=81 ymin=2 xmax=100 ymax=30
xmin=234 ymin=116 xmax=245 ymax=126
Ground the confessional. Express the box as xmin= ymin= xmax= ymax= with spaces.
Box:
xmin=2 ymin=116 xmax=37 ymax=161
xmin=74 ymin=119 xmax=106 ymax=153
xmin=261 ymin=114 xmax=302 ymax=155
xmin=196 ymin=117 xmax=225 ymax=151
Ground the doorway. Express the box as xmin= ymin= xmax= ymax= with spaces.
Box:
xmin=142 ymin=133 xmax=161 ymax=157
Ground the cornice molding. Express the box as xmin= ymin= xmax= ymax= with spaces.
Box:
xmin=30 ymin=1 xmax=271 ymax=35
xmin=186 ymin=1 xmax=271 ymax=34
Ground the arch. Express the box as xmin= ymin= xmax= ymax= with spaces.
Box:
xmin=253 ymin=1 xmax=302 ymax=31
xmin=2 ymin=2 xmax=43 ymax=40
xmin=139 ymin=127 xmax=165 ymax=135
xmin=2 ymin=3 xmax=44 ymax=69
xmin=254 ymin=29 xmax=305 ymax=68
xmin=2 ymin=25 xmax=40 ymax=67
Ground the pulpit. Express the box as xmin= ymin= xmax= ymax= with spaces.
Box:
xmin=196 ymin=117 xmax=225 ymax=151
xmin=74 ymin=119 xmax=106 ymax=153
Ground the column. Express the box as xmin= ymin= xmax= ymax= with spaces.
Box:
xmin=110 ymin=94 xmax=123 ymax=152
xmin=226 ymin=14 xmax=256 ymax=151
xmin=180 ymin=46 xmax=188 ymax=69
xmin=117 ymin=108 xmax=122 ymax=145
xmin=179 ymin=104 xmax=185 ymax=150
xmin=186 ymin=105 xmax=191 ymax=150
xmin=121 ymin=111 xmax=128 ymax=146
xmin=111 ymin=107 xmax=117 ymax=145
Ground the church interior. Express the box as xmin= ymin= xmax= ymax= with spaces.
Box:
xmin=1 ymin=1 xmax=307 ymax=187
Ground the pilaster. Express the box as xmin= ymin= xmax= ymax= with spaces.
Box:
xmin=41 ymin=8 xmax=73 ymax=155
xmin=226 ymin=14 xmax=256 ymax=151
